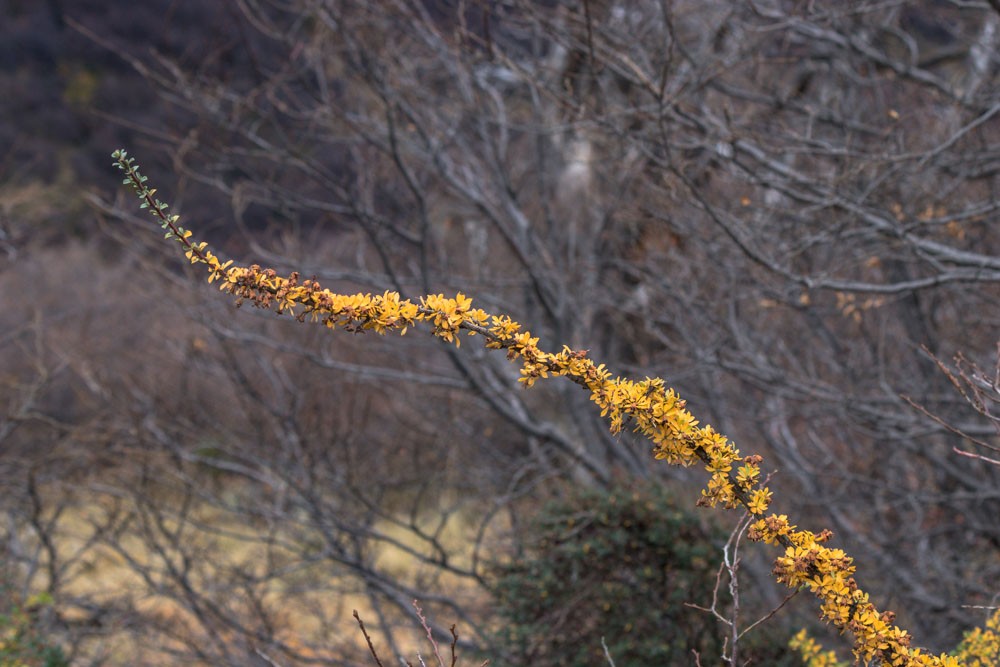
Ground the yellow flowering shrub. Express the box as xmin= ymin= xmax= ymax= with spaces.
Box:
xmin=113 ymin=149 xmax=998 ymax=667
xmin=951 ymin=609 xmax=1000 ymax=666
xmin=790 ymin=628 xmax=849 ymax=667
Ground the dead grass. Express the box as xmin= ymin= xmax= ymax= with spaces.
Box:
xmin=17 ymin=482 xmax=499 ymax=665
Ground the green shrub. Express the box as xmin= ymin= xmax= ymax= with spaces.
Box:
xmin=0 ymin=588 xmax=68 ymax=667
xmin=488 ymin=482 xmax=798 ymax=666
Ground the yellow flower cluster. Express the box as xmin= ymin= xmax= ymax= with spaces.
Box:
xmin=114 ymin=150 xmax=995 ymax=667
xmin=750 ymin=514 xmax=966 ymax=665
xmin=793 ymin=610 xmax=1000 ymax=667
xmin=790 ymin=628 xmax=849 ymax=667
xmin=951 ymin=609 xmax=1000 ymax=667
xmin=421 ymin=293 xmax=490 ymax=345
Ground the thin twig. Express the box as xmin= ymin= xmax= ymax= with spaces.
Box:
xmin=738 ymin=589 xmax=801 ymax=638
xmin=953 ymin=447 xmax=1000 ymax=467
xmin=253 ymin=648 xmax=285 ymax=667
xmin=354 ymin=609 xmax=385 ymax=667
xmin=413 ymin=599 xmax=447 ymax=667
xmin=601 ymin=636 xmax=617 ymax=667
